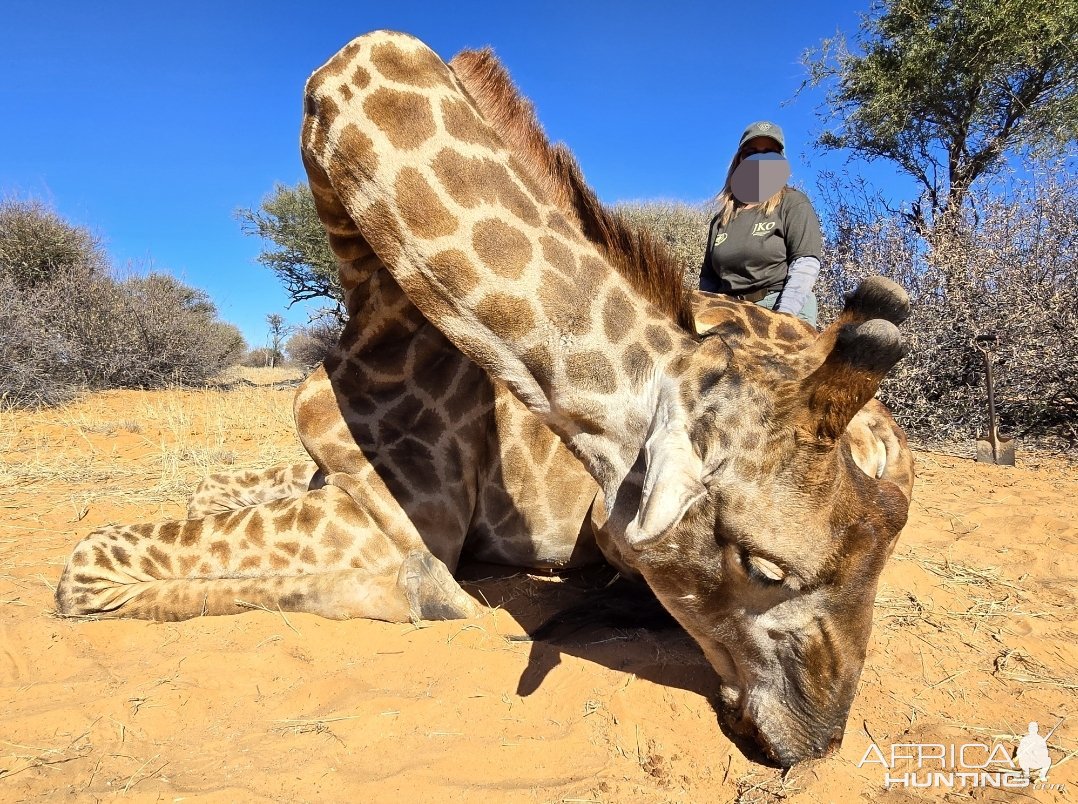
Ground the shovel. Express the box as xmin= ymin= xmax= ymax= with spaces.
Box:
xmin=974 ymin=335 xmax=1016 ymax=466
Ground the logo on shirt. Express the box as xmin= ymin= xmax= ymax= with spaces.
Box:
xmin=752 ymin=221 xmax=776 ymax=237
xmin=714 ymin=233 xmax=728 ymax=245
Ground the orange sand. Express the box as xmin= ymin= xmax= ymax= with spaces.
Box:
xmin=1 ymin=378 xmax=1075 ymax=802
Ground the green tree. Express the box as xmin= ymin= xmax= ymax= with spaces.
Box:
xmin=236 ymin=183 xmax=342 ymax=314
xmin=802 ymin=0 xmax=1078 ymax=230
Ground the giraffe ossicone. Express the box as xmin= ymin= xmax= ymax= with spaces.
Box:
xmin=56 ymin=30 xmax=915 ymax=767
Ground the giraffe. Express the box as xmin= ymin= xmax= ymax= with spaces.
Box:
xmin=56 ymin=31 xmax=914 ymax=766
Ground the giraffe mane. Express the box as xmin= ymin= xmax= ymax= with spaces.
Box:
xmin=450 ymin=48 xmax=695 ymax=333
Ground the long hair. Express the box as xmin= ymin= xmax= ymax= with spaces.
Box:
xmin=713 ymin=150 xmax=787 ymax=227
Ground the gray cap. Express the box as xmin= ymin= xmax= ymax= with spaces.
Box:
xmin=738 ymin=121 xmax=785 ymax=152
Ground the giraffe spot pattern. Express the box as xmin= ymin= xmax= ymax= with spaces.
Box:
xmin=209 ymin=541 xmax=231 ymax=565
xmin=440 ymin=96 xmax=501 ymax=150
xmin=351 ymin=65 xmax=371 ymax=89
xmin=364 ymin=88 xmax=436 ymax=151
xmin=507 ymin=155 xmax=551 ymax=205
xmin=546 ymin=211 xmax=584 ymax=243
xmin=471 ymin=218 xmax=532 ymax=278
xmin=476 ymin=292 xmax=536 ymax=342
xmin=603 ymin=288 xmax=634 ymax=343
xmin=394 ymin=167 xmax=458 ymax=239
xmin=538 ymin=270 xmax=591 ymax=335
xmin=317 ymin=41 xmax=363 ymax=80
xmin=539 ymin=235 xmax=577 ymax=276
xmin=326 ymin=123 xmax=379 ymax=198
xmin=565 ymin=351 xmax=617 ymax=394
xmin=521 ymin=344 xmax=556 ymax=395
xmin=645 ymin=325 xmax=673 ymax=352
xmin=621 ymin=343 xmax=655 ymax=385
xmin=355 ymin=200 xmax=403 ymax=268
xmin=370 ymin=41 xmax=454 ymax=88
xmin=431 ymin=149 xmax=540 ymax=226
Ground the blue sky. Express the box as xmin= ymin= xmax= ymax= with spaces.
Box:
xmin=2 ymin=0 xmax=914 ymax=347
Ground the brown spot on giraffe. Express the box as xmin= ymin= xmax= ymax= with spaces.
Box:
xmin=356 ymin=200 xmax=403 ymax=267
xmin=471 ymin=218 xmax=532 ymax=278
xmin=538 ymin=270 xmax=591 ymax=335
xmin=370 ymin=40 xmax=454 ymax=88
xmin=364 ymin=88 xmax=436 ymax=151
xmin=645 ymin=325 xmax=673 ymax=352
xmin=565 ymin=351 xmax=617 ymax=394
xmin=147 ymin=544 xmax=172 ymax=572
xmin=317 ymin=41 xmax=363 ymax=79
xmin=621 ymin=343 xmax=655 ymax=386
xmin=395 ymin=167 xmax=458 ymax=239
xmin=324 ymin=123 xmax=378 ymax=200
xmin=540 ymin=235 xmax=577 ymax=276
xmin=440 ymin=96 xmax=501 ymax=150
xmin=603 ymin=289 xmax=634 ymax=343
xmin=476 ymin=292 xmax=535 ymax=341
xmin=352 ymin=64 xmax=371 ymax=88
xmin=158 ymin=521 xmax=181 ymax=545
xmin=208 ymin=541 xmax=231 ymax=565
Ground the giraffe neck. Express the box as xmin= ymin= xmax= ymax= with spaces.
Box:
xmin=301 ymin=31 xmax=699 ymax=498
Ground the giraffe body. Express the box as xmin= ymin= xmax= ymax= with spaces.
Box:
xmin=57 ymin=32 xmax=915 ymax=766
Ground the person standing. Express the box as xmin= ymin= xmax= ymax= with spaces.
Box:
xmin=698 ymin=121 xmax=824 ymax=327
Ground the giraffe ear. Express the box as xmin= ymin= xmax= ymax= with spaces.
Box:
xmin=624 ymin=395 xmax=706 ymax=550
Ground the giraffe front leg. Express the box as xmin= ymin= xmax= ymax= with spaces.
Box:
xmin=56 ymin=484 xmax=476 ymax=623
xmin=186 ymin=461 xmax=323 ymax=518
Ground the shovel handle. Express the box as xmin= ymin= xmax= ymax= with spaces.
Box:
xmin=973 ymin=337 xmax=1000 ymax=458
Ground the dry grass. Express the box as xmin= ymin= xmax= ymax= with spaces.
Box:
xmin=0 ymin=368 xmax=308 ymax=511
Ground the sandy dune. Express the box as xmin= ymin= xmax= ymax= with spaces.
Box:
xmin=1 ymin=376 xmax=1075 ymax=802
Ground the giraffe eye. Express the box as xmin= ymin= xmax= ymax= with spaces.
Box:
xmin=745 ymin=554 xmax=786 ymax=583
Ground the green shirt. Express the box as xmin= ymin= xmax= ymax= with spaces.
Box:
xmin=699 ymin=188 xmax=823 ymax=295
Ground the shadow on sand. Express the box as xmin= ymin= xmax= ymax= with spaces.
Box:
xmin=455 ymin=561 xmax=778 ymax=767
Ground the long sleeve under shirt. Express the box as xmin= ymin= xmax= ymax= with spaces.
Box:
xmin=699 ymin=188 xmax=824 ymax=311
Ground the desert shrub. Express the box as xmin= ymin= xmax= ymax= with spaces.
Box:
xmin=285 ymin=317 xmax=344 ymax=368
xmin=0 ymin=198 xmax=107 ymax=288
xmin=242 ymin=347 xmax=282 ymax=368
xmin=615 ymin=200 xmax=711 ymax=292
xmin=816 ymin=166 xmax=1078 ymax=450
xmin=0 ymin=201 xmax=246 ymax=406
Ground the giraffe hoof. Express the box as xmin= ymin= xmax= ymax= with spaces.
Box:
xmin=399 ymin=551 xmax=477 ymax=621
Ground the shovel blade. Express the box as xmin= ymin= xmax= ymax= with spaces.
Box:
xmin=976 ymin=432 xmax=1016 ymax=465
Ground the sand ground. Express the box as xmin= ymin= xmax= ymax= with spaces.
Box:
xmin=1 ymin=371 xmax=1075 ymax=802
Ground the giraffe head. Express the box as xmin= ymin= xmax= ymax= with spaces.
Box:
xmin=597 ymin=278 xmax=913 ymax=766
